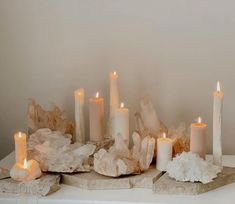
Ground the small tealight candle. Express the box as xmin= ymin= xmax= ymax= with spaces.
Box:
xmin=89 ymin=92 xmax=105 ymax=142
xmin=156 ymin=133 xmax=173 ymax=171
xmin=113 ymin=102 xmax=130 ymax=145
xmin=190 ymin=117 xmax=207 ymax=159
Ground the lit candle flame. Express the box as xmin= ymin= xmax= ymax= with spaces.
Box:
xmin=198 ymin=117 xmax=202 ymax=123
xmin=217 ymin=81 xmax=221 ymax=92
xmin=95 ymin=92 xmax=99 ymax=98
xmin=23 ymin=159 xmax=28 ymax=169
xmin=19 ymin=132 xmax=22 ymax=138
xmin=163 ymin=132 xmax=166 ymax=138
xmin=120 ymin=102 xmax=124 ymax=108
xmin=113 ymin=71 xmax=117 ymax=75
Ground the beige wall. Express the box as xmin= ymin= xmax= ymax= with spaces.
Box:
xmin=0 ymin=0 xmax=235 ymax=159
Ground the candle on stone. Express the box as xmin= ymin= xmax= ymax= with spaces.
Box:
xmin=109 ymin=71 xmax=119 ymax=137
xmin=213 ymin=81 xmax=224 ymax=167
xmin=157 ymin=133 xmax=172 ymax=171
xmin=113 ymin=102 xmax=129 ymax=145
xmin=89 ymin=92 xmax=105 ymax=142
xmin=14 ymin=132 xmax=27 ymax=165
xmin=74 ymin=88 xmax=85 ymax=143
xmin=190 ymin=117 xmax=207 ymax=159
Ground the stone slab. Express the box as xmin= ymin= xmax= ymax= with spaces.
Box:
xmin=62 ymin=165 xmax=162 ymax=190
xmin=153 ymin=166 xmax=235 ymax=195
xmin=0 ymin=174 xmax=61 ymax=196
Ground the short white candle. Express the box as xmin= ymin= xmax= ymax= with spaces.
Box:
xmin=89 ymin=92 xmax=105 ymax=142
xmin=190 ymin=117 xmax=207 ymax=159
xmin=157 ymin=133 xmax=172 ymax=171
xmin=113 ymin=102 xmax=129 ymax=145
xmin=213 ymin=82 xmax=224 ymax=167
xmin=74 ymin=88 xmax=85 ymax=143
xmin=14 ymin=132 xmax=27 ymax=165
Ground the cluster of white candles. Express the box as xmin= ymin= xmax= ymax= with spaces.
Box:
xmin=74 ymin=71 xmax=129 ymax=145
xmin=157 ymin=82 xmax=224 ymax=171
xmin=13 ymin=77 xmax=224 ymax=175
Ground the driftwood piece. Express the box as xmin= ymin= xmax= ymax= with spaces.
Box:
xmin=27 ymin=99 xmax=74 ymax=136
xmin=62 ymin=165 xmax=162 ymax=190
xmin=153 ymin=166 xmax=235 ymax=195
xmin=0 ymin=174 xmax=60 ymax=196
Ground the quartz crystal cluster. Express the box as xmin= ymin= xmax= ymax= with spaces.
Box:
xmin=166 ymin=152 xmax=221 ymax=184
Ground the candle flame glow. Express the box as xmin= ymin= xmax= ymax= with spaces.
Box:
xmin=120 ymin=102 xmax=124 ymax=108
xmin=163 ymin=132 xmax=166 ymax=138
xmin=217 ymin=81 xmax=221 ymax=92
xmin=95 ymin=92 xmax=99 ymax=98
xmin=198 ymin=117 xmax=202 ymax=123
xmin=113 ymin=71 xmax=117 ymax=75
xmin=19 ymin=132 xmax=22 ymax=138
xmin=23 ymin=159 xmax=28 ymax=169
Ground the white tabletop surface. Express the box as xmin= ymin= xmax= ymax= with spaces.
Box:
xmin=1 ymin=152 xmax=235 ymax=204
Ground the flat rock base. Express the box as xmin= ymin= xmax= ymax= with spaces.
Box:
xmin=0 ymin=174 xmax=61 ymax=196
xmin=153 ymin=166 xmax=235 ymax=195
xmin=62 ymin=165 xmax=162 ymax=190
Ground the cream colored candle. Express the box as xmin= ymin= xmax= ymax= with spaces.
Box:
xmin=89 ymin=92 xmax=105 ymax=142
xmin=190 ymin=117 xmax=207 ymax=159
xmin=110 ymin=71 xmax=119 ymax=117
xmin=74 ymin=88 xmax=85 ymax=143
xmin=113 ymin=103 xmax=129 ymax=145
xmin=156 ymin=133 xmax=172 ymax=171
xmin=109 ymin=71 xmax=119 ymax=137
xmin=213 ymin=82 xmax=224 ymax=167
xmin=14 ymin=132 xmax=27 ymax=165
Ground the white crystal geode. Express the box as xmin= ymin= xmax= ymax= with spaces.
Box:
xmin=28 ymin=128 xmax=96 ymax=173
xmin=166 ymin=152 xmax=221 ymax=184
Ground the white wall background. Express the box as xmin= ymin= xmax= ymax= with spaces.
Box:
xmin=0 ymin=0 xmax=235 ymax=159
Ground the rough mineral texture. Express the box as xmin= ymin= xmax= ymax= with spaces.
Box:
xmin=153 ymin=167 xmax=235 ymax=195
xmin=0 ymin=174 xmax=60 ymax=196
xmin=27 ymin=99 xmax=74 ymax=136
xmin=0 ymin=168 xmax=10 ymax=180
xmin=62 ymin=165 xmax=162 ymax=190
xmin=28 ymin=128 xmax=96 ymax=173
xmin=135 ymin=98 xmax=189 ymax=155
xmin=93 ymin=132 xmax=155 ymax=177
xmin=166 ymin=152 xmax=221 ymax=184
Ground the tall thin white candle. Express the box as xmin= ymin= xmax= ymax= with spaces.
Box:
xmin=74 ymin=88 xmax=85 ymax=143
xmin=109 ymin=71 xmax=119 ymax=137
xmin=213 ymin=81 xmax=224 ymax=167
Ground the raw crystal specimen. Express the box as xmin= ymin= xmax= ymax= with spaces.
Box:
xmin=93 ymin=132 xmax=155 ymax=177
xmin=135 ymin=98 xmax=189 ymax=155
xmin=27 ymin=99 xmax=74 ymax=136
xmin=28 ymin=128 xmax=96 ymax=173
xmin=166 ymin=152 xmax=221 ymax=184
xmin=168 ymin=123 xmax=190 ymax=156
xmin=10 ymin=160 xmax=42 ymax=182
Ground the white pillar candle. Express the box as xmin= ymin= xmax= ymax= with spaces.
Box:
xmin=213 ymin=82 xmax=224 ymax=167
xmin=109 ymin=71 xmax=119 ymax=137
xmin=89 ymin=92 xmax=105 ymax=142
xmin=157 ymin=133 xmax=172 ymax=171
xmin=113 ymin=103 xmax=129 ymax=145
xmin=74 ymin=88 xmax=85 ymax=143
xmin=14 ymin=132 xmax=27 ymax=165
xmin=190 ymin=117 xmax=207 ymax=159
